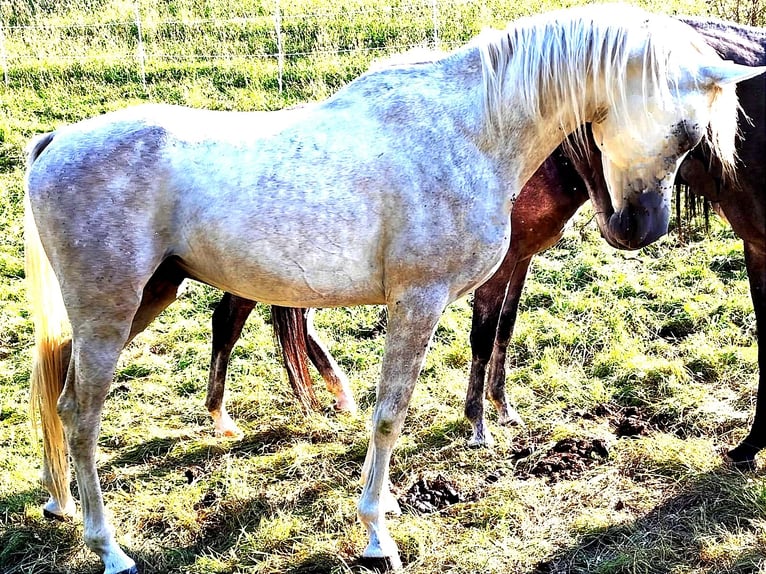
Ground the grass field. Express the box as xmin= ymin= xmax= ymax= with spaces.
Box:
xmin=2 ymin=1 xmax=766 ymax=573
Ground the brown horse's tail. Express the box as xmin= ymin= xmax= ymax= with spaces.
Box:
xmin=271 ymin=306 xmax=321 ymax=412
xmin=25 ymin=131 xmax=71 ymax=508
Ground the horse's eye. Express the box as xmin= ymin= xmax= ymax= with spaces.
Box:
xmin=674 ymin=120 xmax=702 ymax=153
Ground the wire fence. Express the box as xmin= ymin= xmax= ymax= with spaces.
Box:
xmin=0 ymin=0 xmax=757 ymax=98
xmin=0 ymin=0 xmax=480 ymax=92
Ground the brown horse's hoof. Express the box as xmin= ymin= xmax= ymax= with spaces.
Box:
xmin=42 ymin=508 xmax=71 ymax=522
xmin=721 ymin=446 xmax=758 ymax=472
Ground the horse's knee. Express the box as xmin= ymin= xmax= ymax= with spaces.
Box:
xmin=373 ymin=415 xmax=401 ymax=442
xmin=470 ymin=323 xmax=495 ymax=362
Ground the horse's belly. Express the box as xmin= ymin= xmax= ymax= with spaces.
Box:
xmin=177 ymin=225 xmax=385 ymax=308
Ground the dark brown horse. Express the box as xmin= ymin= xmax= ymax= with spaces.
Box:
xmin=206 ymin=302 xmax=356 ymax=437
xmin=465 ymin=17 xmax=766 ymax=466
xmin=206 ymin=17 xmax=766 ymax=467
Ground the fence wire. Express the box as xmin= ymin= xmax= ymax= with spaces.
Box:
xmin=0 ymin=0 xmax=464 ymax=90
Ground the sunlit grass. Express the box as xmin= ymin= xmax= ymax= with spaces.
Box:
xmin=3 ymin=1 xmax=766 ymax=573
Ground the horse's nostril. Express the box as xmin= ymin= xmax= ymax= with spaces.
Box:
xmin=606 ymin=199 xmax=670 ymax=250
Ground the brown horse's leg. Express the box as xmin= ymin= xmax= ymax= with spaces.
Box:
xmin=486 ymin=257 xmax=531 ymax=427
xmin=206 ymin=293 xmax=256 ymax=436
xmin=726 ymin=241 xmax=766 ymax=468
xmin=304 ymin=308 xmax=357 ymax=413
xmin=127 ymin=258 xmax=186 ymax=344
xmin=466 ymin=256 xmax=517 ymax=446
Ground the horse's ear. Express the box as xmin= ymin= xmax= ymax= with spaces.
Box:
xmin=699 ymin=62 xmax=766 ymax=87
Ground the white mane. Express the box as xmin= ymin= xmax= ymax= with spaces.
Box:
xmin=475 ymin=4 xmax=738 ymax=173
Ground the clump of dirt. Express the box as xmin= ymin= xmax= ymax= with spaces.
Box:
xmin=613 ymin=406 xmax=650 ymax=437
xmin=524 ymin=438 xmax=609 ymax=482
xmin=399 ymin=474 xmax=469 ymax=514
xmin=580 ymin=403 xmax=655 ymax=437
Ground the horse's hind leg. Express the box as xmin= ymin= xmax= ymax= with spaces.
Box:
xmin=58 ymin=296 xmax=145 ymax=574
xmin=207 ymin=293 xmax=255 ymax=437
xmin=40 ymin=260 xmax=183 ymax=526
xmin=304 ymin=308 xmax=357 ymax=413
xmin=485 ymin=258 xmax=530 ymax=428
xmin=63 ymin=260 xmax=180 ymax=573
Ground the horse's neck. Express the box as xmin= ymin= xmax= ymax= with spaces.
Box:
xmin=480 ymin=98 xmax=590 ymax=193
xmin=686 ymin=18 xmax=766 ymax=66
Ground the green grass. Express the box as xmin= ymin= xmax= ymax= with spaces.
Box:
xmin=2 ymin=1 xmax=766 ymax=573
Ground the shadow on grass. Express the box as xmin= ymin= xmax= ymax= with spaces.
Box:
xmin=532 ymin=467 xmax=766 ymax=574
xmin=0 ymin=489 xmax=364 ymax=574
xmin=13 ymin=423 xmax=766 ymax=574
xmin=0 ymin=486 xmax=87 ymax=574
xmin=101 ymin=421 xmax=365 ymax=475
xmin=0 ymin=428 xmax=370 ymax=572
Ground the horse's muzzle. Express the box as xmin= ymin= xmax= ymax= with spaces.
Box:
xmin=605 ymin=191 xmax=670 ymax=250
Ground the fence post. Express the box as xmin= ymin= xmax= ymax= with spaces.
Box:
xmin=0 ymin=17 xmax=8 ymax=87
xmin=432 ymin=0 xmax=439 ymax=49
xmin=135 ymin=2 xmax=147 ymax=94
xmin=274 ymin=0 xmax=284 ymax=94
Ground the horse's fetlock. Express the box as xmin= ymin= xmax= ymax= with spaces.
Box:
xmin=83 ymin=527 xmax=116 ymax=553
xmin=464 ymin=399 xmax=482 ymax=422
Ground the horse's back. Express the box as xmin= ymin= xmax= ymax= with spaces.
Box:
xmin=25 ymin=100 xmax=509 ymax=309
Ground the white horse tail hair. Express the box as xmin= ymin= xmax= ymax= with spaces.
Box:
xmin=25 ymin=131 xmax=72 ymax=510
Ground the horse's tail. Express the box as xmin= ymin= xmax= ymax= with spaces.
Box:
xmin=271 ymin=306 xmax=321 ymax=412
xmin=25 ymin=131 xmax=72 ymax=507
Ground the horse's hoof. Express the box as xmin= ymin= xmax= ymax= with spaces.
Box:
xmin=332 ymin=399 xmax=358 ymax=415
xmin=722 ymin=449 xmax=758 ymax=472
xmin=116 ymin=566 xmax=139 ymax=574
xmin=43 ymin=508 xmax=72 ymax=522
xmin=468 ymin=430 xmax=494 ymax=449
xmin=497 ymin=409 xmax=526 ymax=427
xmin=358 ymin=556 xmax=400 ymax=572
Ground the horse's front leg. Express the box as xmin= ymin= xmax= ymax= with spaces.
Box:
xmin=485 ymin=257 xmax=531 ymax=427
xmin=726 ymin=240 xmax=766 ymax=469
xmin=358 ymin=287 xmax=447 ymax=569
xmin=466 ymin=256 xmax=520 ymax=446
